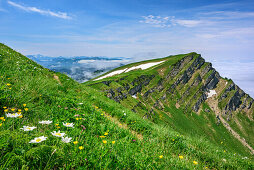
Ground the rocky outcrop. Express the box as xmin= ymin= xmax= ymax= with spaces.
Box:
xmin=90 ymin=53 xmax=253 ymax=119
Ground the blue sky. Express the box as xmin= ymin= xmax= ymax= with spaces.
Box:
xmin=1 ymin=0 xmax=254 ymax=96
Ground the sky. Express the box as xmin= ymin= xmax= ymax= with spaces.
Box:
xmin=0 ymin=0 xmax=254 ymax=97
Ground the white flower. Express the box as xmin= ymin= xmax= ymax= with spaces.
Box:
xmin=39 ymin=120 xmax=52 ymax=124
xmin=20 ymin=126 xmax=37 ymax=131
xmin=123 ymin=112 xmax=126 ymax=116
xmin=62 ymin=136 xmax=72 ymax=143
xmin=29 ymin=136 xmax=47 ymax=143
xmin=51 ymin=130 xmax=65 ymax=137
xmin=63 ymin=122 xmax=74 ymax=128
xmin=6 ymin=113 xmax=21 ymax=118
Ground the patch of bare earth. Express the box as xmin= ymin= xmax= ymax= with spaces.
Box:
xmin=206 ymin=79 xmax=254 ymax=154
xmin=53 ymin=74 xmax=62 ymax=85
xmin=175 ymin=103 xmax=180 ymax=109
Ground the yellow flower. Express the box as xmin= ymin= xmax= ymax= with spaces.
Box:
xmin=159 ymin=155 xmax=163 ymax=159
xmin=9 ymin=88 xmax=12 ymax=90
xmin=17 ymin=112 xmax=22 ymax=115
xmin=0 ymin=117 xmax=4 ymax=120
xmin=11 ymin=108 xmax=15 ymax=111
xmin=24 ymin=108 xmax=28 ymax=111
xmin=104 ymin=132 xmax=109 ymax=136
xmin=18 ymin=115 xmax=23 ymax=118
xmin=23 ymin=104 xmax=26 ymax=107
xmin=179 ymin=155 xmax=183 ymax=159
xmin=0 ymin=123 xmax=2 ymax=126
xmin=101 ymin=114 xmax=103 ymax=116
xmin=6 ymin=83 xmax=11 ymax=86
xmin=112 ymin=141 xmax=115 ymax=144
xmin=3 ymin=107 xmax=7 ymax=109
xmin=18 ymin=109 xmax=21 ymax=112
xmin=193 ymin=161 xmax=198 ymax=165
xmin=102 ymin=140 xmax=107 ymax=144
xmin=56 ymin=126 xmax=60 ymax=128
xmin=100 ymin=136 xmax=105 ymax=138
xmin=73 ymin=141 xmax=78 ymax=145
xmin=172 ymin=139 xmax=175 ymax=141
xmin=76 ymin=118 xmax=79 ymax=120
xmin=224 ymin=150 xmax=226 ymax=152
xmin=4 ymin=109 xmax=8 ymax=112
xmin=78 ymin=146 xmax=84 ymax=150
xmin=55 ymin=124 xmax=59 ymax=126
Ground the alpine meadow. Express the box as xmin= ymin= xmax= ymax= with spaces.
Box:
xmin=0 ymin=43 xmax=253 ymax=169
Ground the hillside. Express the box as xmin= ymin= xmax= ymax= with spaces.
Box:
xmin=87 ymin=53 xmax=254 ymax=156
xmin=0 ymin=43 xmax=253 ymax=169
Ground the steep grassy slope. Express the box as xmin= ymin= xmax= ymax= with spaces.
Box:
xmin=87 ymin=53 xmax=254 ymax=158
xmin=0 ymin=43 xmax=253 ymax=169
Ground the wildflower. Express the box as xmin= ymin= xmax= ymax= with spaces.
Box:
xmin=102 ymin=140 xmax=107 ymax=144
xmin=24 ymin=108 xmax=28 ymax=111
xmin=0 ymin=123 xmax=2 ymax=126
xmin=172 ymin=139 xmax=175 ymax=141
xmin=62 ymin=137 xmax=72 ymax=143
xmin=179 ymin=155 xmax=183 ymax=159
xmin=112 ymin=141 xmax=115 ymax=144
xmin=20 ymin=126 xmax=36 ymax=131
xmin=63 ymin=122 xmax=74 ymax=128
xmin=11 ymin=108 xmax=15 ymax=111
xmin=193 ymin=161 xmax=198 ymax=165
xmin=3 ymin=107 xmax=7 ymax=109
xmin=23 ymin=104 xmax=26 ymax=107
xmin=100 ymin=136 xmax=106 ymax=138
xmin=79 ymin=146 xmax=84 ymax=150
xmin=39 ymin=120 xmax=52 ymax=124
xmin=9 ymin=88 xmax=11 ymax=90
xmin=6 ymin=113 xmax=21 ymax=118
xmin=4 ymin=109 xmax=8 ymax=112
xmin=18 ymin=109 xmax=21 ymax=112
xmin=56 ymin=126 xmax=60 ymax=129
xmin=73 ymin=141 xmax=78 ymax=145
xmin=55 ymin=124 xmax=59 ymax=126
xmin=101 ymin=114 xmax=103 ymax=116
xmin=51 ymin=131 xmax=65 ymax=137
xmin=224 ymin=150 xmax=226 ymax=152
xmin=18 ymin=115 xmax=23 ymax=118
xmin=221 ymin=141 xmax=223 ymax=144
xmin=104 ymin=132 xmax=109 ymax=135
xmin=159 ymin=155 xmax=163 ymax=159
xmin=76 ymin=118 xmax=79 ymax=120
xmin=0 ymin=117 xmax=5 ymax=120
xmin=6 ymin=83 xmax=11 ymax=86
xmin=29 ymin=136 xmax=47 ymax=143
xmin=17 ymin=112 xmax=22 ymax=115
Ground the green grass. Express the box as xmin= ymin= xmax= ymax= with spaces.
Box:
xmin=0 ymin=43 xmax=253 ymax=169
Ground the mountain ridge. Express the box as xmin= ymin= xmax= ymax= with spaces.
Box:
xmin=87 ymin=52 xmax=254 ymax=155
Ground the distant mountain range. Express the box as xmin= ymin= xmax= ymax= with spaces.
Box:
xmin=26 ymin=54 xmax=129 ymax=82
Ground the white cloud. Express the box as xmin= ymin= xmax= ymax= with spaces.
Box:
xmin=7 ymin=1 xmax=72 ymax=19
xmin=140 ymin=15 xmax=205 ymax=28
xmin=172 ymin=19 xmax=202 ymax=27
xmin=139 ymin=15 xmax=172 ymax=28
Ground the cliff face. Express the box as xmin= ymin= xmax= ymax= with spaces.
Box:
xmin=86 ymin=53 xmax=254 ymax=154
xmin=88 ymin=53 xmax=253 ymax=119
